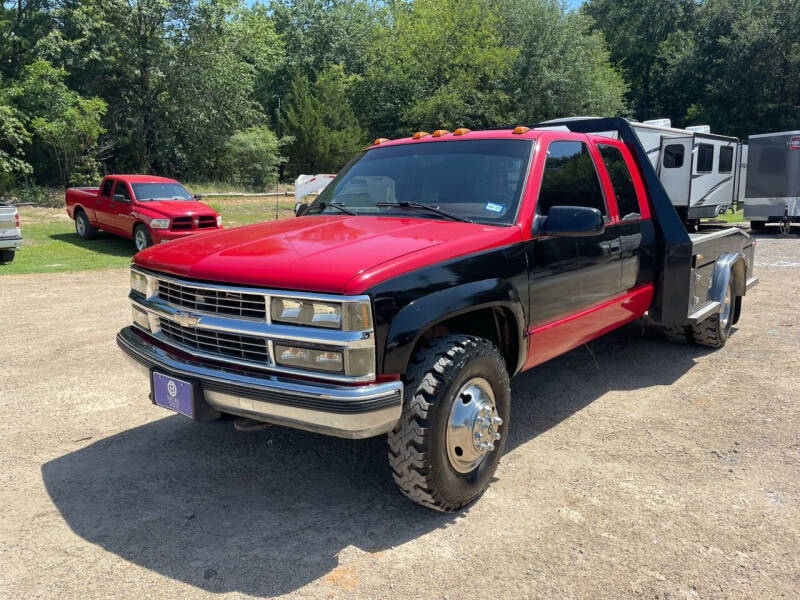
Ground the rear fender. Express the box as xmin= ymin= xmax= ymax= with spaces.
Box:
xmin=381 ymin=279 xmax=526 ymax=375
xmin=708 ymin=253 xmax=747 ymax=321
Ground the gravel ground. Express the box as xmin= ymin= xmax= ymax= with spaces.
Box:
xmin=1 ymin=231 xmax=798 ymax=599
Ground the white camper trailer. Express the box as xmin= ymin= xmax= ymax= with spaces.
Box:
xmin=743 ymin=131 xmax=800 ymax=233
xmin=631 ymin=119 xmax=744 ymax=229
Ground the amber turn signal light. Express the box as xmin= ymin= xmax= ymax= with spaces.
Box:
xmin=512 ymin=126 xmax=530 ymax=134
xmin=412 ymin=131 xmax=430 ymax=139
xmin=432 ymin=129 xmax=449 ymax=137
xmin=453 ymin=128 xmax=471 ymax=135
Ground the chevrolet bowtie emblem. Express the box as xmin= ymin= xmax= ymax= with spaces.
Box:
xmin=174 ymin=311 xmax=199 ymax=328
xmin=193 ymin=218 xmax=199 ymax=226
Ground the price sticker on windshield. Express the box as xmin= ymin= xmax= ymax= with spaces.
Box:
xmin=484 ymin=202 xmax=505 ymax=214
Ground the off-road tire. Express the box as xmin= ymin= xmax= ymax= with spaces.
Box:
xmin=134 ymin=224 xmax=153 ymax=251
xmin=0 ymin=249 xmax=14 ymax=264
xmin=75 ymin=209 xmax=97 ymax=240
xmin=662 ymin=325 xmax=691 ymax=344
xmin=388 ymin=335 xmax=510 ymax=512
xmin=691 ymin=281 xmax=735 ymax=348
xmin=750 ymin=220 xmax=766 ymax=231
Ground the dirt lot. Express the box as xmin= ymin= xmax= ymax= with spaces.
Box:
xmin=1 ymin=232 xmax=798 ymax=599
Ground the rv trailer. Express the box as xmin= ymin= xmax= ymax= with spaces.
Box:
xmin=743 ymin=131 xmax=800 ymax=233
xmin=631 ymin=119 xmax=744 ymax=230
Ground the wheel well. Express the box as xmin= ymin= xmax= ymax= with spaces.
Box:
xmin=413 ymin=307 xmax=520 ymax=374
xmin=74 ymin=206 xmax=85 ymax=218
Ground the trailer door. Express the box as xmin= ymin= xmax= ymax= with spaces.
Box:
xmin=658 ymin=136 xmax=693 ymax=206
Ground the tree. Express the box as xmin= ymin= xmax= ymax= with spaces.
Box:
xmin=223 ymin=126 xmax=288 ymax=189
xmin=0 ymin=102 xmax=32 ymax=188
xmin=8 ymin=60 xmax=106 ymax=185
xmin=281 ymin=66 xmax=367 ymax=175
xmin=582 ymin=0 xmax=696 ymax=118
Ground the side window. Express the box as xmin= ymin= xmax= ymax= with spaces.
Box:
xmin=114 ymin=181 xmax=132 ymax=201
xmin=697 ymin=143 xmax=714 ymax=172
xmin=598 ymin=144 xmax=641 ymax=221
xmin=537 ymin=141 xmax=606 ymax=217
xmin=100 ymin=179 xmax=114 ymax=197
xmin=718 ymin=146 xmax=733 ymax=173
xmin=663 ymin=144 xmax=684 ymax=168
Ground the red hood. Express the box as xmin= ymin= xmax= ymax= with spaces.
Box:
xmin=134 ymin=215 xmax=522 ymax=294
xmin=135 ymin=200 xmax=218 ymax=218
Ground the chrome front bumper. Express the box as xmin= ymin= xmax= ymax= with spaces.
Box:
xmin=117 ymin=326 xmax=403 ymax=439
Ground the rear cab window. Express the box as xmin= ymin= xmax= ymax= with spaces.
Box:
xmin=597 ymin=143 xmax=643 ymax=221
xmin=100 ymin=179 xmax=114 ymax=197
xmin=536 ymin=140 xmax=607 ymax=218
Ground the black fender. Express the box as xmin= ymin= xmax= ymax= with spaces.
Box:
xmin=380 ymin=278 xmax=527 ymax=375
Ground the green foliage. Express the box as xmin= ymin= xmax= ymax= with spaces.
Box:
xmin=0 ymin=102 xmax=33 ymax=186
xmin=223 ymin=126 xmax=288 ymax=189
xmin=281 ymin=66 xmax=367 ymax=175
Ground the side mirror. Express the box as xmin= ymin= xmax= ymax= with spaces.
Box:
xmin=541 ymin=205 xmax=604 ymax=237
xmin=113 ymin=194 xmax=129 ymax=202
xmin=295 ymin=201 xmax=309 ymax=217
xmin=193 ymin=194 xmax=202 ymax=200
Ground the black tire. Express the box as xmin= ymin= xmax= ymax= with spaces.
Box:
xmin=662 ymin=325 xmax=691 ymax=344
xmin=0 ymin=249 xmax=15 ymax=264
xmin=134 ymin=224 xmax=153 ymax=251
xmin=750 ymin=220 xmax=766 ymax=231
xmin=691 ymin=280 xmax=735 ymax=348
xmin=75 ymin=209 xmax=97 ymax=240
xmin=388 ymin=335 xmax=510 ymax=512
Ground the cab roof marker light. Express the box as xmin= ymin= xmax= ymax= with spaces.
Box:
xmin=512 ymin=126 xmax=530 ymax=135
xmin=412 ymin=131 xmax=430 ymax=139
xmin=453 ymin=128 xmax=471 ymax=136
xmin=432 ymin=129 xmax=449 ymax=137
xmin=373 ymin=138 xmax=389 ymax=145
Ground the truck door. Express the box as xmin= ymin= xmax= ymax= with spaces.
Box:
xmin=108 ymin=180 xmax=135 ymax=235
xmin=525 ymin=139 xmax=623 ymax=367
xmin=658 ymin=136 xmax=693 ymax=207
xmin=95 ymin=178 xmax=116 ymax=230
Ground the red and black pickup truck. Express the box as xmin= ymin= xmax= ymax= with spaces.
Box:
xmin=117 ymin=118 xmax=758 ymax=512
xmin=66 ymin=175 xmax=222 ymax=251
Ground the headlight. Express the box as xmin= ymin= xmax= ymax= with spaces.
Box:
xmin=275 ymin=345 xmax=344 ymax=373
xmin=270 ymin=298 xmax=371 ymax=331
xmin=130 ymin=270 xmax=148 ymax=296
xmin=216 ymin=215 xmax=222 ymax=227
xmin=150 ymin=218 xmax=170 ymax=229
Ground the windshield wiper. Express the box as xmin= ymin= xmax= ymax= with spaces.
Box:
xmin=311 ymin=201 xmax=356 ymax=216
xmin=375 ymin=201 xmax=473 ymax=223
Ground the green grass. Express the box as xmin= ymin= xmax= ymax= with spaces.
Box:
xmin=1 ymin=196 xmax=297 ymax=276
xmin=704 ymin=209 xmax=745 ymax=223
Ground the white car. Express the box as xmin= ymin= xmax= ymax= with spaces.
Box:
xmin=0 ymin=202 xmax=22 ymax=264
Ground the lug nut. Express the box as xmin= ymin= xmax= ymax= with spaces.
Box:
xmin=492 ymin=416 xmax=503 ymax=426
xmin=487 ymin=443 xmax=495 ymax=451
xmin=492 ymin=432 xmax=501 ymax=440
xmin=474 ymin=432 xmax=484 ymax=440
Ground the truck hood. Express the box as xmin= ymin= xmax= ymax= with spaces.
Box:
xmin=135 ymin=200 xmax=218 ymax=218
xmin=134 ymin=215 xmax=522 ymax=294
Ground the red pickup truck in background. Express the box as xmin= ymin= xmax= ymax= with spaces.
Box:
xmin=65 ymin=175 xmax=222 ymax=251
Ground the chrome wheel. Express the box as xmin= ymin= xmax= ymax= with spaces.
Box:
xmin=135 ymin=228 xmax=148 ymax=251
xmin=720 ymin=284 xmax=733 ymax=328
xmin=76 ymin=216 xmax=85 ymax=237
xmin=446 ymin=377 xmax=502 ymax=474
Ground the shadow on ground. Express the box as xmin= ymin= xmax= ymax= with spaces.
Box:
xmin=49 ymin=232 xmax=136 ymax=258
xmin=41 ymin=323 xmax=719 ymax=597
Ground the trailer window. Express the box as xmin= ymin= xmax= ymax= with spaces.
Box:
xmin=663 ymin=144 xmax=684 ymax=169
xmin=100 ymin=179 xmax=114 ymax=197
xmin=598 ymin=144 xmax=641 ymax=220
xmin=718 ymin=146 xmax=734 ymax=173
xmin=697 ymin=144 xmax=714 ymax=173
xmin=537 ymin=141 xmax=606 ymax=217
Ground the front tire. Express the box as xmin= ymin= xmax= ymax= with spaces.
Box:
xmin=388 ymin=335 xmax=510 ymax=512
xmin=134 ymin=224 xmax=153 ymax=251
xmin=0 ymin=249 xmax=14 ymax=264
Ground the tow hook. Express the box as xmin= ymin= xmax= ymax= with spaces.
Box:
xmin=233 ymin=417 xmax=272 ymax=433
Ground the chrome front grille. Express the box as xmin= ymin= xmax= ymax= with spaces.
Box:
xmin=159 ymin=318 xmax=270 ymax=363
xmin=157 ymin=279 xmax=266 ymax=319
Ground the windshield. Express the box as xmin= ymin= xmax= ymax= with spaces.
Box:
xmin=310 ymin=139 xmax=533 ymax=225
xmin=131 ymin=182 xmax=194 ymax=202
